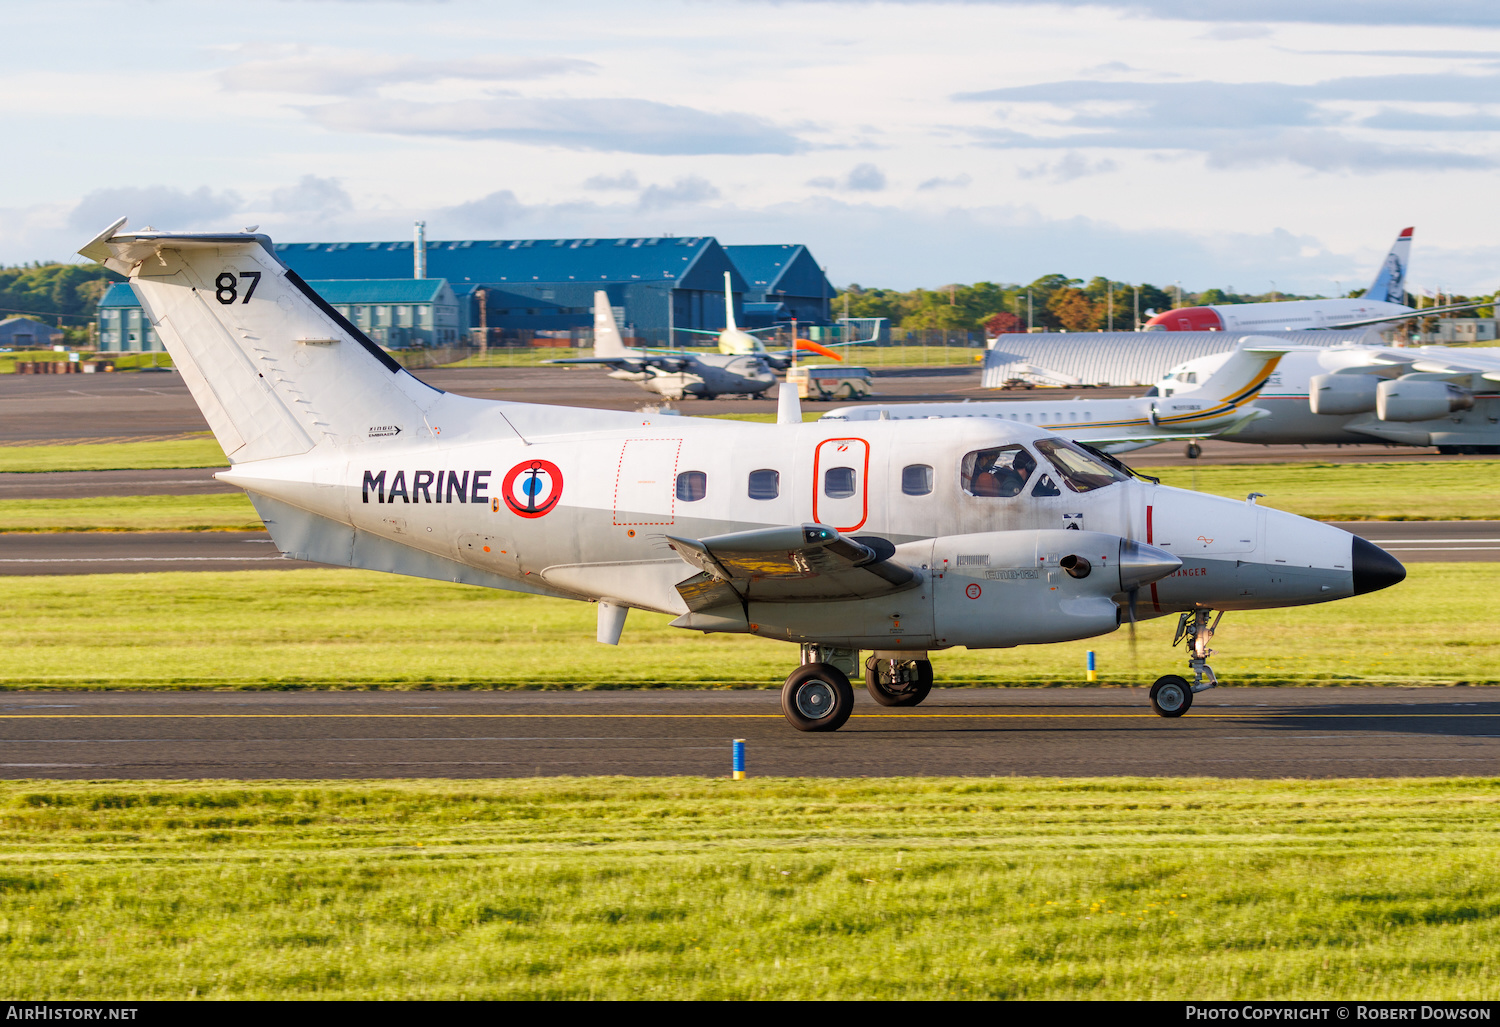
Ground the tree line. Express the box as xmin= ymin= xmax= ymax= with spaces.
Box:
xmin=836 ymin=277 xmax=1495 ymax=333
xmin=0 ymin=262 xmax=122 ymax=346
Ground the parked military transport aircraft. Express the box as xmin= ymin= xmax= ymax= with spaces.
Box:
xmin=1145 ymin=228 xmax=1483 ymax=332
xmin=674 ymin=272 xmax=845 ymax=368
xmin=821 ymin=340 xmax=1287 ymax=453
xmin=1154 ymin=344 xmax=1500 ymax=453
xmin=80 ymin=220 xmax=1407 ymax=730
xmin=549 ymin=291 xmax=778 ymax=400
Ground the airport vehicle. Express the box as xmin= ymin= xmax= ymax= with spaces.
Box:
xmin=1145 ymin=227 xmax=1482 ymax=332
xmin=822 ymin=340 xmax=1286 ymax=453
xmin=80 ymin=220 xmax=1406 ymax=730
xmin=788 ymin=364 xmax=873 ymax=402
xmin=674 ymin=271 xmax=845 ymax=368
xmin=1154 ymin=344 xmax=1500 ymax=452
xmin=549 ymin=291 xmax=778 ymax=400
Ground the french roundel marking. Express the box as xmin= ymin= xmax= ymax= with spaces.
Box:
xmin=965 ymin=583 xmax=982 ymax=600
xmin=502 ymin=459 xmax=564 ymax=518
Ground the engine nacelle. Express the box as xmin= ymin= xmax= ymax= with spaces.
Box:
xmin=1376 ymin=378 xmax=1474 ymax=422
xmin=742 ymin=530 xmax=1180 ymax=652
xmin=1309 ymin=373 xmax=1379 ymax=415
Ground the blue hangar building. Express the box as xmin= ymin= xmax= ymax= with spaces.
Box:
xmin=274 ymin=236 xmax=834 ymax=345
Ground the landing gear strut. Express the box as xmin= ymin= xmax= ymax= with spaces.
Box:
xmin=864 ymin=656 xmax=933 ymax=707
xmin=1149 ymin=610 xmax=1223 ymax=718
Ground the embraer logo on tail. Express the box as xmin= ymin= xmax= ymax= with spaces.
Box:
xmin=502 ymin=460 xmax=564 ymax=518
xmin=361 ymin=470 xmax=491 ymax=504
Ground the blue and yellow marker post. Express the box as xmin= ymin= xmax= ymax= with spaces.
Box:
xmin=732 ymin=738 xmax=747 ymax=780
xmin=1086 ymin=650 xmax=1098 ymax=683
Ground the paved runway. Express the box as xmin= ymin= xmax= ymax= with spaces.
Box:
xmin=0 ymin=532 xmax=322 ymax=574
xmin=0 ymin=521 xmax=1490 ymax=574
xmin=3 ymin=367 xmax=1491 ymax=467
xmin=1 ymin=687 xmax=1496 ymax=779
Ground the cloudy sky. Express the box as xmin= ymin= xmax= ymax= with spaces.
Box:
xmin=7 ymin=0 xmax=1500 ymax=293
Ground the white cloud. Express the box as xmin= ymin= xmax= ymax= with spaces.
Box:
xmin=809 ymin=163 xmax=887 ymax=191
xmin=301 ymin=97 xmax=805 ymax=155
xmin=267 ymin=175 xmax=353 ymax=215
xmin=219 ymin=52 xmax=594 ymax=96
xmin=67 ymin=186 xmax=243 ymax=232
xmin=638 ymin=175 xmax=720 ymax=209
xmin=1018 ymin=152 xmax=1118 ymax=181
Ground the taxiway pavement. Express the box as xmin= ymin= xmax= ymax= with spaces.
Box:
xmin=1 ymin=687 xmax=1495 ymax=779
xmin=2 ymin=366 xmax=1490 ymax=468
xmin=0 ymin=521 xmax=1490 ymax=574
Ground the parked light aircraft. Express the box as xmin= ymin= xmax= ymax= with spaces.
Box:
xmin=674 ymin=271 xmax=845 ymax=368
xmin=821 ymin=340 xmax=1286 ymax=454
xmin=549 ymin=290 xmax=777 ymax=400
xmin=1145 ymin=228 xmax=1482 ymax=332
xmin=1154 ymin=344 xmax=1500 ymax=453
xmin=79 ymin=220 xmax=1407 ymax=729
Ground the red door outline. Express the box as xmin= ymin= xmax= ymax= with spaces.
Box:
xmin=812 ymin=437 xmax=870 ymax=532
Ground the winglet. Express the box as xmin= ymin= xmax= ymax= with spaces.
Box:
xmin=723 ymin=270 xmax=737 ymax=332
xmin=777 ymin=382 xmax=802 ymax=424
xmin=592 ymin=291 xmax=626 ymax=357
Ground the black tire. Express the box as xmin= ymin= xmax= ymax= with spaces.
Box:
xmin=1149 ymin=675 xmax=1193 ymax=718
xmin=781 ymin=663 xmax=856 ymax=732
xmin=1185 ymin=443 xmax=1202 ymax=460
xmin=864 ymin=657 xmax=934 ymax=708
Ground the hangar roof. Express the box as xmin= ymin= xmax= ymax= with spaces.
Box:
xmin=723 ymin=244 xmax=831 ymax=301
xmin=303 ymin=280 xmax=452 ymax=304
xmin=272 ymin=237 xmax=746 ymax=293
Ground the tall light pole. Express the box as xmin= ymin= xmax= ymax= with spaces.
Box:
xmin=1133 ymin=285 xmax=1140 ymax=330
xmin=1106 ymin=281 xmax=1113 ymax=332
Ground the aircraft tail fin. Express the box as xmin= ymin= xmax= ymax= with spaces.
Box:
xmin=78 ymin=221 xmax=443 ymax=465
xmin=1367 ymin=227 xmax=1413 ymax=305
xmin=1203 ymin=339 xmax=1289 ymax=406
xmin=722 ymin=271 xmax=737 ymax=332
xmin=592 ymin=290 xmax=626 ymax=357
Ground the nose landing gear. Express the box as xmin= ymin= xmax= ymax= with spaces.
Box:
xmin=1149 ymin=609 xmax=1223 ymax=718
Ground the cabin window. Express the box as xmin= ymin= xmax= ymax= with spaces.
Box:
xmin=1035 ymin=438 xmax=1128 ymax=494
xmin=961 ymin=445 xmax=1036 ymax=498
xmin=675 ymin=471 xmax=707 ymax=502
xmin=824 ymin=466 xmax=856 ymax=499
xmin=748 ymin=469 xmax=780 ymax=500
xmin=1031 ymin=473 xmax=1062 ymax=497
xmin=902 ymin=464 xmax=933 ymax=496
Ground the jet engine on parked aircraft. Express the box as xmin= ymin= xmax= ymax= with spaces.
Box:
xmin=1376 ymin=378 xmax=1475 ymax=422
xmin=1308 ymin=373 xmax=1380 ymax=415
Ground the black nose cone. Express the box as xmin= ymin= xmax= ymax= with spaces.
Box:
xmin=1352 ymin=536 xmax=1406 ymax=595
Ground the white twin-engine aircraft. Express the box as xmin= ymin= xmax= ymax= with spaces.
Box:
xmin=821 ymin=341 xmax=1286 ymax=454
xmin=80 ymin=221 xmax=1407 ymax=731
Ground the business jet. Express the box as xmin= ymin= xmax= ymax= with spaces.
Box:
xmin=549 ymin=291 xmax=777 ymax=400
xmin=79 ymin=219 xmax=1406 ymax=730
xmin=1145 ymin=228 xmax=1483 ymax=333
xmin=1154 ymin=344 xmax=1500 ymax=453
xmin=821 ymin=340 xmax=1286 ymax=454
xmin=674 ymin=271 xmax=845 ymax=368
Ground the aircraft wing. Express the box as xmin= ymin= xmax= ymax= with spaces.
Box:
xmin=665 ymin=524 xmax=919 ymax=608
xmin=547 ymin=355 xmax=692 ymax=372
xmin=1319 ymin=300 xmax=1489 ymax=329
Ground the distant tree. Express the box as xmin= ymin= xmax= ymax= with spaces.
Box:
xmin=0 ymin=262 xmax=122 ymax=328
xmin=983 ymin=311 xmax=1025 ymax=335
xmin=1047 ymin=287 xmax=1099 ymax=331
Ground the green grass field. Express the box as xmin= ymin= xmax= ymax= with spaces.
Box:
xmin=0 ymin=494 xmax=259 ymax=532
xmin=0 ymin=437 xmax=224 ymax=473
xmin=2 ymin=564 xmax=1492 ymax=689
xmin=1137 ymin=461 xmax=1500 ymax=521
xmin=1 ymin=777 xmax=1495 ymax=999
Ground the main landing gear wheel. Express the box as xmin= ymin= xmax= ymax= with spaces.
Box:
xmin=1149 ymin=675 xmax=1193 ymax=718
xmin=864 ymin=657 xmax=933 ymax=708
xmin=781 ymin=663 xmax=855 ymax=732
xmin=1185 ymin=442 xmax=1203 ymax=459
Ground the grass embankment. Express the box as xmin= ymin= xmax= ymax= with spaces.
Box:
xmin=2 ymin=564 xmax=1491 ymax=689
xmin=1 ymin=778 xmax=1496 ymax=999
xmin=0 ymin=351 xmax=173 ymax=373
xmin=0 ymin=437 xmax=224 ymax=473
xmin=0 ymin=494 xmax=259 ymax=533
xmin=1137 ymin=461 xmax=1500 ymax=521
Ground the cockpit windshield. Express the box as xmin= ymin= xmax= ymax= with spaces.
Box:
xmin=961 ymin=445 xmax=1036 ymax=498
xmin=1034 ymin=437 xmax=1129 ymax=493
